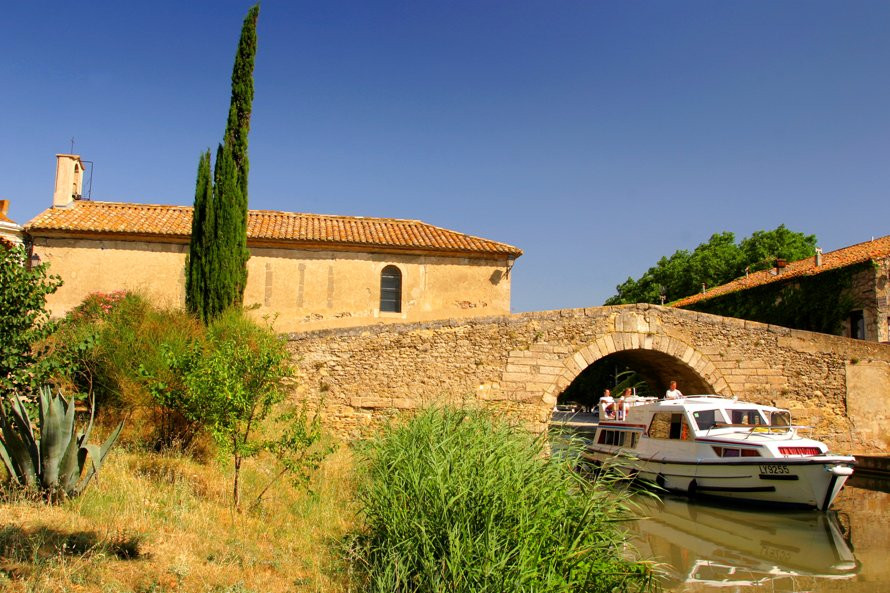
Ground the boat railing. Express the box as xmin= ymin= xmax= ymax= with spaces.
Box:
xmin=599 ymin=396 xmax=658 ymax=420
xmin=707 ymin=423 xmax=808 ymax=437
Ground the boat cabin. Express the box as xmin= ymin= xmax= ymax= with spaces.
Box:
xmin=594 ymin=396 xmax=823 ymax=459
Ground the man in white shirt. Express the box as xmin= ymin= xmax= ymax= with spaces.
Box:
xmin=665 ymin=381 xmax=683 ymax=399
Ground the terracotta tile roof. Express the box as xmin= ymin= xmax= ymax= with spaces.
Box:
xmin=672 ymin=235 xmax=890 ymax=308
xmin=25 ymin=200 xmax=523 ymax=258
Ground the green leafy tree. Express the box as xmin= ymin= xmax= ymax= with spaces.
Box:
xmin=179 ymin=310 xmax=318 ymax=509
xmin=605 ymin=225 xmax=817 ymax=305
xmin=0 ymin=246 xmax=63 ymax=398
xmin=186 ymin=4 xmax=258 ymax=324
xmin=739 ymin=225 xmax=817 ymax=272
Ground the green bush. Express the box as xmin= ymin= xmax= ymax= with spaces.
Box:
xmin=350 ymin=407 xmax=654 ymax=593
xmin=0 ymin=246 xmax=63 ymax=399
xmin=47 ymin=292 xmax=206 ymax=449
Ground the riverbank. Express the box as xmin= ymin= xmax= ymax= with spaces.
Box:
xmin=0 ymin=447 xmax=357 ymax=593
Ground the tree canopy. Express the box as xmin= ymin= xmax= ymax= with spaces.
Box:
xmin=604 ymin=225 xmax=817 ymax=305
xmin=0 ymin=246 xmax=63 ymax=398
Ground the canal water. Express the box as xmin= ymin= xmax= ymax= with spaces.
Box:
xmin=626 ymin=475 xmax=890 ymax=592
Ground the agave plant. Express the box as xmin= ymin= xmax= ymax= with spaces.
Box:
xmin=0 ymin=386 xmax=123 ymax=501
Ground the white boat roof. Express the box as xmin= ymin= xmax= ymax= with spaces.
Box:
xmin=647 ymin=395 xmax=784 ymax=413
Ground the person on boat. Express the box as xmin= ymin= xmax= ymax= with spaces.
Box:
xmin=617 ymin=388 xmax=632 ymax=420
xmin=665 ymin=380 xmax=683 ymax=400
xmin=600 ymin=389 xmax=615 ymax=419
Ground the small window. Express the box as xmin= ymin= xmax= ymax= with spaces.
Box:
xmin=648 ymin=412 xmax=689 ymax=440
xmin=380 ymin=265 xmax=402 ymax=313
xmin=849 ymin=310 xmax=865 ymax=340
xmin=769 ymin=411 xmax=791 ymax=427
xmin=730 ymin=409 xmax=767 ymax=425
xmin=691 ymin=409 xmax=721 ymax=431
xmin=648 ymin=412 xmax=673 ymax=439
xmin=598 ymin=430 xmax=640 ymax=448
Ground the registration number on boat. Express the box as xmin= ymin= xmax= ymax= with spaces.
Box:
xmin=759 ymin=464 xmax=790 ymax=475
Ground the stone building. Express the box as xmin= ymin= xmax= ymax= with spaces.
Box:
xmin=0 ymin=199 xmax=24 ymax=249
xmin=24 ymin=154 xmax=522 ymax=331
xmin=672 ymin=237 xmax=890 ymax=343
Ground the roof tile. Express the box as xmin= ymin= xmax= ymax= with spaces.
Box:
xmin=672 ymin=235 xmax=890 ymax=308
xmin=25 ymin=200 xmax=523 ymax=257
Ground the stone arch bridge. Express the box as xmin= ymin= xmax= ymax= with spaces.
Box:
xmin=287 ymin=305 xmax=890 ymax=454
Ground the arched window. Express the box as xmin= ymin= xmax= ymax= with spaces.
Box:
xmin=380 ymin=265 xmax=402 ymax=313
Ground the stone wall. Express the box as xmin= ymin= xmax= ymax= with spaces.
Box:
xmin=846 ymin=258 xmax=890 ymax=342
xmin=287 ymin=304 xmax=890 ymax=453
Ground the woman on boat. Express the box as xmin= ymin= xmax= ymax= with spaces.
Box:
xmin=617 ymin=388 xmax=632 ymax=420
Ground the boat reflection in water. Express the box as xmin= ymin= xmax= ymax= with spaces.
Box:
xmin=628 ymin=495 xmax=859 ymax=591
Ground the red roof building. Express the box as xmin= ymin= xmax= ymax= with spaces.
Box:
xmin=673 ymin=236 xmax=890 ymax=343
xmin=25 ymin=155 xmax=522 ymax=331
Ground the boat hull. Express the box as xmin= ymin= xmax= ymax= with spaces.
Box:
xmin=585 ymin=449 xmax=854 ymax=510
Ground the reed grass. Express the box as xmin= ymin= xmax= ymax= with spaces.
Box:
xmin=349 ymin=407 xmax=655 ymax=593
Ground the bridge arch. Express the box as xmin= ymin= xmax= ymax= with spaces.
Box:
xmin=540 ymin=331 xmax=731 ymax=407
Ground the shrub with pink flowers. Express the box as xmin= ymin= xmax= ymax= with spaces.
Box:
xmin=68 ymin=290 xmax=130 ymax=323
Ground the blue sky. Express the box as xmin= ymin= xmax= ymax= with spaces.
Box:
xmin=2 ymin=1 xmax=888 ymax=312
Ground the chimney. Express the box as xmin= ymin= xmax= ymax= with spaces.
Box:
xmin=0 ymin=199 xmax=8 ymax=220
xmin=53 ymin=154 xmax=85 ymax=208
xmin=775 ymin=258 xmax=787 ymax=274
xmin=815 ymin=247 xmax=823 ymax=267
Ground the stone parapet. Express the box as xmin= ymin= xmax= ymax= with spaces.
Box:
xmin=288 ymin=304 xmax=890 ymax=453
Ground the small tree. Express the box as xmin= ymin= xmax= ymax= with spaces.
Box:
xmin=180 ymin=310 xmax=320 ymax=509
xmin=0 ymin=246 xmax=63 ymax=398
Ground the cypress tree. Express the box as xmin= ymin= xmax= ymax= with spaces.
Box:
xmin=185 ymin=150 xmax=213 ymax=322
xmin=185 ymin=5 xmax=259 ymax=323
xmin=221 ymin=4 xmax=258 ymax=306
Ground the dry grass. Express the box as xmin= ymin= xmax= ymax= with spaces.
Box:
xmin=0 ymin=445 xmax=357 ymax=593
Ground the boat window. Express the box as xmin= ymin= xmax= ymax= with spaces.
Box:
xmin=730 ymin=409 xmax=767 ymax=425
xmin=648 ymin=412 xmax=691 ymax=440
xmin=770 ymin=411 xmax=791 ymax=427
xmin=648 ymin=412 xmax=672 ymax=439
xmin=691 ymin=409 xmax=721 ymax=430
xmin=596 ymin=430 xmax=640 ymax=448
xmin=711 ymin=446 xmax=761 ymax=458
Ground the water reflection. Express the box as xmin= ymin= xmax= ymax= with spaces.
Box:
xmin=627 ymin=479 xmax=890 ymax=592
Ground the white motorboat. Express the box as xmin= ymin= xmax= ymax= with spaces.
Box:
xmin=584 ymin=395 xmax=855 ymax=510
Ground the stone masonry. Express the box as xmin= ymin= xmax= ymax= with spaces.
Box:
xmin=287 ymin=304 xmax=890 ymax=454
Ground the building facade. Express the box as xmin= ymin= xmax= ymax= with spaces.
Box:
xmin=25 ymin=155 xmax=522 ymax=332
xmin=0 ymin=200 xmax=24 ymax=249
xmin=673 ymin=237 xmax=890 ymax=343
